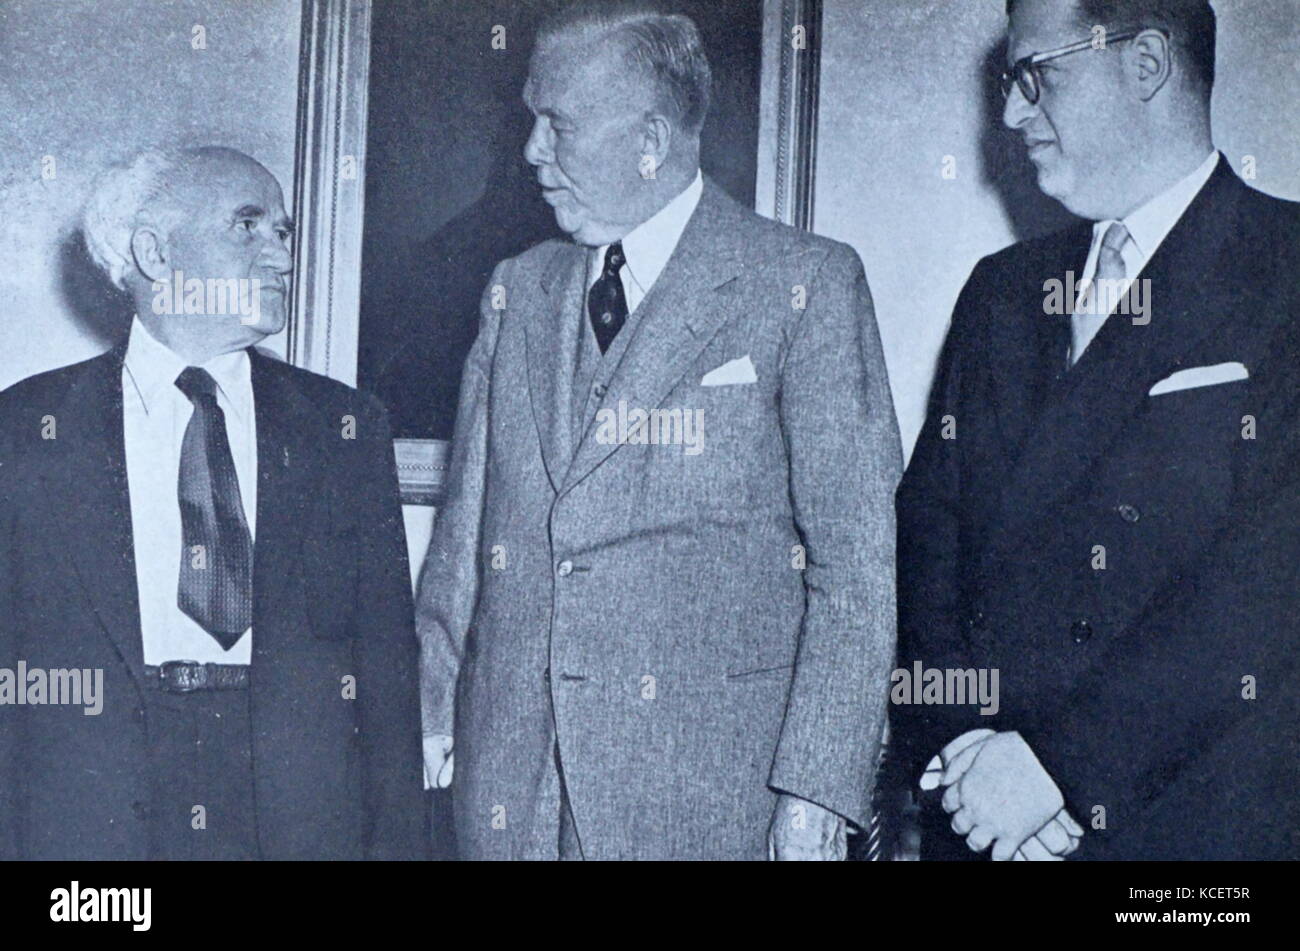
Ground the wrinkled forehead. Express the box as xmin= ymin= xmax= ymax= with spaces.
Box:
xmin=524 ymin=31 xmax=650 ymax=119
xmin=1007 ymin=0 xmax=1086 ymax=63
xmin=169 ymin=151 xmax=287 ymax=218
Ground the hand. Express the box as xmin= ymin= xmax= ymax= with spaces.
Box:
xmin=1012 ymin=809 xmax=1085 ymax=860
xmin=767 ymin=794 xmax=847 ymax=861
xmin=919 ymin=728 xmax=995 ymax=791
xmin=940 ymin=731 xmax=1065 ymax=861
xmin=422 ymin=734 xmax=454 ymax=790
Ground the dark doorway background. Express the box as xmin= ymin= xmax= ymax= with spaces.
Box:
xmin=357 ymin=0 xmax=765 ymax=441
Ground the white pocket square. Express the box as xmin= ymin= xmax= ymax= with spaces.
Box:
xmin=701 ymin=354 xmax=757 ymax=387
xmin=1149 ymin=362 xmax=1248 ymax=396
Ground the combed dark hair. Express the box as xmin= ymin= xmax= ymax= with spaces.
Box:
xmin=1006 ymin=0 xmax=1217 ymax=95
xmin=536 ymin=1 xmax=712 ymax=135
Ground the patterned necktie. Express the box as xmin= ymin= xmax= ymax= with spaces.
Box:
xmin=175 ymin=367 xmax=253 ymax=650
xmin=1070 ymin=221 xmax=1131 ymax=365
xmin=588 ymin=242 xmax=629 ymax=354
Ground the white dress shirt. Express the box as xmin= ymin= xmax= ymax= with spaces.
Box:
xmin=1073 ymin=151 xmax=1220 ymax=342
xmin=122 ymin=316 xmax=257 ymax=665
xmin=588 ymin=170 xmax=704 ymax=312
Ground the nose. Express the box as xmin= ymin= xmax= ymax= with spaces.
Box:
xmin=523 ymin=115 xmax=552 ymax=167
xmin=261 ymin=238 xmax=293 ymax=277
xmin=1002 ymin=82 xmax=1036 ymax=130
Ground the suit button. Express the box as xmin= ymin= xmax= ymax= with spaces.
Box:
xmin=556 ymin=560 xmax=574 ymax=577
xmin=131 ymin=800 xmax=150 ymax=821
xmin=1071 ymin=620 xmax=1093 ymax=644
xmin=966 ymin=609 xmax=986 ymax=632
xmin=1117 ymin=504 xmax=1141 ymax=523
xmin=594 ymin=384 xmax=607 ymax=398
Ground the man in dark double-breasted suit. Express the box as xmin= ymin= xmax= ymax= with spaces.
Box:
xmin=895 ymin=0 xmax=1299 ymax=861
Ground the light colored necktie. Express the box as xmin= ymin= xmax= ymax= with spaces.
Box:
xmin=1070 ymin=221 xmax=1131 ymax=365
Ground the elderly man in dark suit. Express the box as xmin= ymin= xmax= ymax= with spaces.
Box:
xmin=417 ymin=2 xmax=901 ymax=860
xmin=896 ymin=0 xmax=1300 ymax=860
xmin=0 ymin=146 xmax=426 ymax=859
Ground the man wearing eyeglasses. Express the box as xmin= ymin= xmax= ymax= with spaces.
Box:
xmin=895 ymin=0 xmax=1300 ymax=860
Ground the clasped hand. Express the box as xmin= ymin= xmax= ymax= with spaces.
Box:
xmin=920 ymin=729 xmax=1082 ymax=860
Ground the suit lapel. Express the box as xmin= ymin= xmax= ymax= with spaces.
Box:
xmin=39 ymin=346 xmax=148 ymax=686
xmin=524 ymin=242 xmax=587 ymax=493
xmin=36 ymin=348 xmax=330 ymax=682
xmin=981 ymin=158 xmax=1250 ymax=561
xmin=957 ymin=230 xmax=1083 ymax=542
xmin=991 ymin=225 xmax=1087 ymax=455
xmin=247 ymin=352 xmax=331 ymax=656
xmin=562 ymin=181 xmax=745 ymax=492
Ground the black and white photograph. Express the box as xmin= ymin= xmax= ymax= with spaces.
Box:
xmin=0 ymin=0 xmax=1297 ymax=928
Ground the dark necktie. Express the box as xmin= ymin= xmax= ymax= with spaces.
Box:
xmin=587 ymin=242 xmax=629 ymax=354
xmin=175 ymin=366 xmax=253 ymax=650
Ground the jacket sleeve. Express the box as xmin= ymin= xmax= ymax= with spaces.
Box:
xmin=0 ymin=405 xmax=16 ymax=859
xmin=891 ymin=263 xmax=990 ymax=773
xmin=767 ymin=244 xmax=903 ymax=827
xmin=351 ymin=395 xmax=430 ymax=859
xmin=412 ymin=260 xmax=505 ymax=738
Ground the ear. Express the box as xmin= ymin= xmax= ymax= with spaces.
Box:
xmin=1128 ymin=28 xmax=1172 ymax=102
xmin=638 ymin=112 xmax=674 ymax=178
xmin=129 ymin=226 xmax=171 ymax=284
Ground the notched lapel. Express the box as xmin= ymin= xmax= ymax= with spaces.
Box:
xmin=986 ymin=225 xmax=1087 ymax=463
xmin=39 ymin=347 xmax=148 ymax=687
xmin=525 ymin=242 xmax=587 ymax=492
xmin=982 ymin=159 xmax=1251 ymax=562
xmin=248 ymin=353 xmax=333 ymax=648
xmin=562 ymin=184 xmax=746 ymax=491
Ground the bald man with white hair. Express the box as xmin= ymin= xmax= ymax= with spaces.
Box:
xmin=0 ymin=146 xmax=427 ymax=859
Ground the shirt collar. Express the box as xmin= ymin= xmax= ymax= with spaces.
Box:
xmin=1097 ymin=151 xmax=1219 ymax=262
xmin=594 ymin=170 xmax=704 ymax=293
xmin=123 ymin=315 xmax=253 ymax=422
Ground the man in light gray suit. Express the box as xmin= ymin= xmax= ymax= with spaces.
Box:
xmin=416 ymin=1 xmax=901 ymax=860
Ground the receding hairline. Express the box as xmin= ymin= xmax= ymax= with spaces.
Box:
xmin=528 ymin=19 xmax=650 ymax=78
xmin=169 ymin=146 xmax=278 ymax=187
xmin=82 ymin=145 xmax=289 ymax=289
xmin=526 ymin=30 xmax=667 ymax=109
xmin=535 ymin=4 xmax=672 ymax=46
xmin=108 ymin=147 xmax=290 ymax=236
xmin=524 ymin=40 xmax=643 ymax=112
xmin=528 ymin=7 xmax=712 ymax=135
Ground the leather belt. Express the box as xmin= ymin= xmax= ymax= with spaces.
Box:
xmin=145 ymin=661 xmax=250 ymax=693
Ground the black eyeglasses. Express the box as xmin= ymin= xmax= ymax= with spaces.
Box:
xmin=1000 ymin=30 xmax=1147 ymax=104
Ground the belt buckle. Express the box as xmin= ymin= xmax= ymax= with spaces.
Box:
xmin=159 ymin=660 xmax=203 ymax=693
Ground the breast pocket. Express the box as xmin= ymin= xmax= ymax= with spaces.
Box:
xmin=1147 ymin=377 xmax=1248 ymax=404
xmin=669 ymin=382 xmax=773 ymax=507
xmin=1137 ymin=379 xmax=1246 ymax=486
